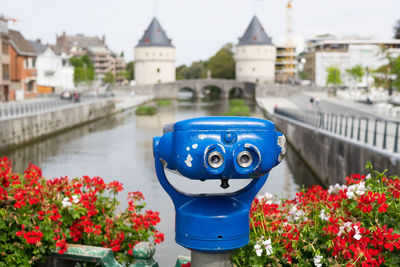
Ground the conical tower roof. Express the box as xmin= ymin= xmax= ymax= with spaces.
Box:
xmin=136 ymin=17 xmax=173 ymax=47
xmin=237 ymin=16 xmax=272 ymax=46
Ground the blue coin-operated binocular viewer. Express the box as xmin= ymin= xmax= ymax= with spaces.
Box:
xmin=153 ymin=117 xmax=286 ymax=252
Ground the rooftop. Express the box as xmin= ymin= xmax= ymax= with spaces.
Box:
xmin=136 ymin=17 xmax=173 ymax=48
xmin=9 ymin=29 xmax=36 ymax=56
xmin=237 ymin=16 xmax=272 ymax=46
xmin=28 ymin=40 xmax=48 ymax=54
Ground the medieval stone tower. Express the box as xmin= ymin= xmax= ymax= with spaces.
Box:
xmin=134 ymin=18 xmax=175 ymax=85
xmin=235 ymin=16 xmax=276 ymax=84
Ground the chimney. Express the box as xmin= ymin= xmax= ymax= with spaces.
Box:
xmin=36 ymin=38 xmax=41 ymax=44
xmin=102 ymin=35 xmax=106 ymax=44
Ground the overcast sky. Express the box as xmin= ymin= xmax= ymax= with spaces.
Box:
xmin=1 ymin=0 xmax=399 ymax=65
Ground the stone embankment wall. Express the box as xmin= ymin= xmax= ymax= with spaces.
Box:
xmin=271 ymin=113 xmax=400 ymax=185
xmin=0 ymin=99 xmax=115 ymax=152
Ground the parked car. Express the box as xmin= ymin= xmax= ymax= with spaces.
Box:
xmin=60 ymin=90 xmax=73 ymax=100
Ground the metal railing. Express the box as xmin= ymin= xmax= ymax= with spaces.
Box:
xmin=0 ymin=95 xmax=112 ymax=120
xmin=274 ymin=107 xmax=400 ymax=153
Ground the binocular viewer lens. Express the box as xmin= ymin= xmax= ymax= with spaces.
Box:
xmin=208 ymin=151 xmax=224 ymax=168
xmin=237 ymin=151 xmax=252 ymax=168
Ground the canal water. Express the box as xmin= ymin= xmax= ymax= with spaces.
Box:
xmin=4 ymin=98 xmax=307 ymax=266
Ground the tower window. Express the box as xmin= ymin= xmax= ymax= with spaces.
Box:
xmin=156 ymin=68 xmax=160 ymax=73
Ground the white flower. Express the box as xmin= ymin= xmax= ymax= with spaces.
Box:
xmin=313 ymin=255 xmax=323 ymax=267
xmin=319 ymin=209 xmax=329 ymax=221
xmin=346 ymin=182 xmax=367 ymax=199
xmin=328 ymin=183 xmax=347 ymax=194
xmin=264 ymin=192 xmax=274 ymax=204
xmin=256 ymin=195 xmax=265 ymax=201
xmin=256 ymin=192 xmax=275 ymax=204
xmin=366 ymin=173 xmax=371 ymax=180
xmin=353 ymin=225 xmax=362 ymax=240
xmin=62 ymin=197 xmax=72 ymax=207
xmin=288 ymin=204 xmax=306 ymax=221
xmin=337 ymin=221 xmax=352 ymax=236
xmin=72 ymin=195 xmax=79 ymax=204
xmin=254 ymin=244 xmax=263 ymax=257
xmin=262 ymin=238 xmax=273 ymax=255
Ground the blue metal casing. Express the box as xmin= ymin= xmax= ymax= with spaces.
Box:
xmin=153 ymin=117 xmax=285 ymax=252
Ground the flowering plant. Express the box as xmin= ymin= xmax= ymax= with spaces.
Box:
xmin=0 ymin=157 xmax=164 ymax=266
xmin=232 ymin=162 xmax=400 ymax=266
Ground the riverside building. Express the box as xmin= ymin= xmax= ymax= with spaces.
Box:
xmin=134 ymin=17 xmax=175 ymax=85
xmin=235 ymin=16 xmax=276 ymax=85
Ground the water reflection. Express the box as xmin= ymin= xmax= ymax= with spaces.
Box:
xmin=3 ymin=99 xmax=302 ymax=266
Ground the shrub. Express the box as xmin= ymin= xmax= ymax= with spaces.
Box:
xmin=0 ymin=157 xmax=163 ymax=266
xmin=156 ymin=99 xmax=172 ymax=107
xmin=228 ymin=99 xmax=246 ymax=107
xmin=135 ymin=106 xmax=157 ymax=116
xmin=224 ymin=99 xmax=250 ymax=116
xmin=232 ymin=162 xmax=400 ymax=266
xmin=223 ymin=106 xmax=250 ymax=116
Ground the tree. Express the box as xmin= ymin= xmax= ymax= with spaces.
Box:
xmin=102 ymin=71 xmax=115 ymax=84
xmin=176 ymin=61 xmax=208 ymax=80
xmin=69 ymin=54 xmax=95 ymax=84
xmin=176 ymin=65 xmax=188 ymax=80
xmin=326 ymin=66 xmax=342 ymax=86
xmin=208 ymin=43 xmax=235 ymax=79
xmin=125 ymin=61 xmax=134 ymax=81
xmin=373 ymin=47 xmax=400 ymax=94
xmin=394 ymin=19 xmax=400 ymax=39
xmin=346 ymin=65 xmax=365 ymax=87
xmin=298 ymin=70 xmax=308 ymax=80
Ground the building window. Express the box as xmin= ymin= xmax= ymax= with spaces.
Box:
xmin=157 ymin=79 xmax=161 ymax=83
xmin=156 ymin=68 xmax=160 ymax=73
xmin=2 ymin=64 xmax=9 ymax=81
xmin=25 ymin=58 xmax=29 ymax=69
xmin=27 ymin=81 xmax=34 ymax=92
xmin=32 ymin=59 xmax=36 ymax=68
xmin=2 ymin=42 xmax=8 ymax=55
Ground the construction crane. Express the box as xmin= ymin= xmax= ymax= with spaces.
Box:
xmin=284 ymin=0 xmax=295 ymax=82
xmin=0 ymin=14 xmax=18 ymax=23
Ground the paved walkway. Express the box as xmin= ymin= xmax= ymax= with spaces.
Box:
xmin=115 ymin=94 xmax=153 ymax=111
xmin=256 ymin=97 xmax=299 ymax=114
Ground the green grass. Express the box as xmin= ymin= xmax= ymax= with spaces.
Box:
xmin=229 ymin=99 xmax=246 ymax=107
xmin=224 ymin=98 xmax=250 ymax=116
xmin=135 ymin=106 xmax=157 ymax=116
xmin=156 ymin=99 xmax=172 ymax=107
xmin=223 ymin=105 xmax=250 ymax=116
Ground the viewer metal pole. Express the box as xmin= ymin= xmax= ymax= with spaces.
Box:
xmin=191 ymin=251 xmax=233 ymax=267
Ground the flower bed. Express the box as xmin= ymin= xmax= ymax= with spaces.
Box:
xmin=232 ymin=162 xmax=400 ymax=266
xmin=0 ymin=157 xmax=163 ymax=266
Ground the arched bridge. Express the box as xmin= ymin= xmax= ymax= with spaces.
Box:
xmin=133 ymin=79 xmax=256 ymax=99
